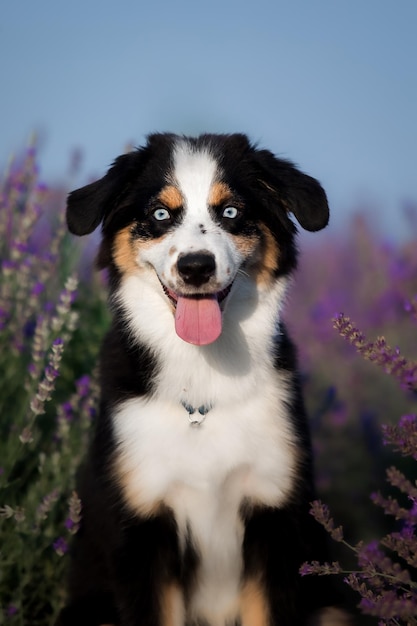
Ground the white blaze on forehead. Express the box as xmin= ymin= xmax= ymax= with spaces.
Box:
xmin=172 ymin=141 xmax=219 ymax=215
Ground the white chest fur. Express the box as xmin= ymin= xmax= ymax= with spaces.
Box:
xmin=114 ymin=381 xmax=297 ymax=514
xmin=114 ymin=352 xmax=299 ymax=624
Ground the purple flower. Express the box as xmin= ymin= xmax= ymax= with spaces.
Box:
xmin=6 ymin=604 xmax=18 ymax=617
xmin=45 ymin=365 xmax=59 ymax=381
xmin=299 ymin=562 xmax=316 ymax=576
xmin=11 ymin=240 xmax=29 ymax=254
xmin=399 ymin=414 xmax=417 ymax=427
xmin=65 ymin=491 xmax=82 ymax=535
xmin=27 ymin=362 xmax=37 ymax=376
xmin=34 ymin=181 xmax=48 ymax=194
xmin=2 ymin=259 xmax=16 ymax=272
xmin=53 ymin=536 xmax=68 ymax=556
xmin=309 ymin=501 xmax=344 ymax=541
xmin=30 ymin=281 xmax=44 ymax=297
xmin=333 ymin=313 xmax=417 ymax=390
xmin=61 ymin=401 xmax=73 ymax=421
xmin=299 ymin=560 xmax=342 ymax=577
xmin=76 ymin=374 xmax=91 ymax=398
xmin=357 ymin=540 xmax=384 ymax=568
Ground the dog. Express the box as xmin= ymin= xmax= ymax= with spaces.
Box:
xmin=57 ymin=133 xmax=350 ymax=626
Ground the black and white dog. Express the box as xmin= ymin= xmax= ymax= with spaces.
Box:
xmin=58 ymin=133 xmax=349 ymax=626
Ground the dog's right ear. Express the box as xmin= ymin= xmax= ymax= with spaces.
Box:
xmin=66 ymin=153 xmax=136 ymax=236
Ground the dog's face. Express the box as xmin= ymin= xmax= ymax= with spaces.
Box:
xmin=67 ymin=133 xmax=329 ymax=345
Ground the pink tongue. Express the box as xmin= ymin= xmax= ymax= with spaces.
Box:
xmin=175 ymin=295 xmax=222 ymax=345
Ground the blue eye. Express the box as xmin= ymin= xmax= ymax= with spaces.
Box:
xmin=153 ymin=208 xmax=171 ymax=221
xmin=222 ymin=206 xmax=238 ymax=219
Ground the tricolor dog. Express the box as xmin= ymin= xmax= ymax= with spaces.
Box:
xmin=58 ymin=133 xmax=349 ymax=626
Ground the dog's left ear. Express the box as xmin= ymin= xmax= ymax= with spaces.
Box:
xmin=254 ymin=149 xmax=329 ymax=232
xmin=66 ymin=153 xmax=138 ymax=236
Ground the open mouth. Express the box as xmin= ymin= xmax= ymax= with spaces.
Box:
xmin=161 ymin=283 xmax=233 ymax=346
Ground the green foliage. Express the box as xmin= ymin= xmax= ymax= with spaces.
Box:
xmin=0 ymin=149 xmax=107 ymax=624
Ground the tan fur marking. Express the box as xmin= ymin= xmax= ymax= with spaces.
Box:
xmin=209 ymin=181 xmax=234 ymax=206
xmin=233 ymin=233 xmax=260 ymax=258
xmin=240 ymin=578 xmax=270 ymax=626
xmin=161 ymin=584 xmax=185 ymax=626
xmin=255 ymin=224 xmax=280 ymax=286
xmin=308 ymin=607 xmax=353 ymax=625
xmin=112 ymin=227 xmax=138 ymax=275
xmin=115 ymin=454 xmax=164 ymax=518
xmin=158 ymin=185 xmax=184 ymax=210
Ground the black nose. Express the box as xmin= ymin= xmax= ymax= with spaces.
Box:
xmin=177 ymin=252 xmax=216 ymax=287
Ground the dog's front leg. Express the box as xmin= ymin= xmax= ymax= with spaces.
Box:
xmin=111 ymin=514 xmax=185 ymax=626
xmin=242 ymin=504 xmax=348 ymax=626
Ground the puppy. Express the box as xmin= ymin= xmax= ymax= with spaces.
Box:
xmin=58 ymin=133 xmax=349 ymax=626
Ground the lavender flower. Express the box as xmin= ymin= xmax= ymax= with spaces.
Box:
xmin=28 ymin=337 xmax=64 ymax=420
xmin=0 ymin=505 xmax=26 ymax=523
xmin=299 ymin=560 xmax=342 ymax=577
xmin=333 ymin=313 xmax=417 ymax=390
xmin=65 ymin=491 xmax=82 ymax=535
xmin=55 ymin=373 xmax=98 ymax=445
xmin=52 ymin=275 xmax=79 ymax=334
xmin=35 ymin=488 xmax=60 ymax=527
xmin=309 ymin=500 xmax=344 ymax=542
xmin=405 ymin=296 xmax=417 ymax=322
xmin=53 ymin=536 xmax=69 ymax=557
xmin=382 ymin=416 xmax=417 ymax=459
xmin=76 ymin=374 xmax=92 ymax=398
xmin=6 ymin=604 xmax=18 ymax=617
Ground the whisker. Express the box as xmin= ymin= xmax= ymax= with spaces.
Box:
xmin=237 ymin=267 xmax=250 ymax=279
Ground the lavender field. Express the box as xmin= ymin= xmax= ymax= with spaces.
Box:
xmin=1 ymin=147 xmax=417 ymax=624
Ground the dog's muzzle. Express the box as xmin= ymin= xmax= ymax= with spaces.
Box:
xmin=161 ymin=251 xmax=233 ymax=346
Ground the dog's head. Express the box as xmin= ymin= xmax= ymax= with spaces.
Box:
xmin=67 ymin=133 xmax=328 ymax=345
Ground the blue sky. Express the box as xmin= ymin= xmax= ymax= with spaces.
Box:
xmin=1 ymin=0 xmax=416 ymax=239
